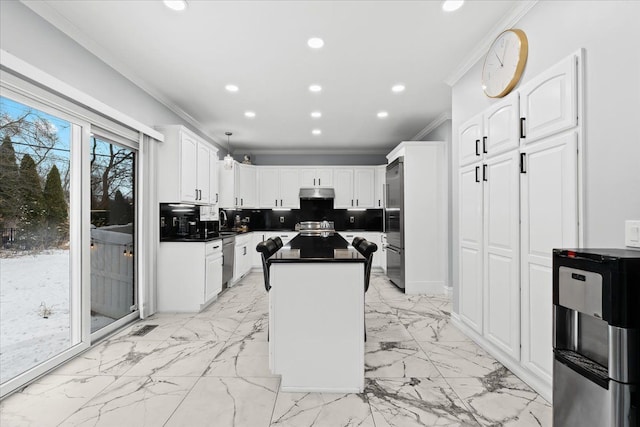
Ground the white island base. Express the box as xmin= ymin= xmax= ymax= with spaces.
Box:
xmin=269 ymin=262 xmax=364 ymax=392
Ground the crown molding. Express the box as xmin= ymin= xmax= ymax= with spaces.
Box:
xmin=411 ymin=112 xmax=451 ymax=141
xmin=21 ymin=0 xmax=224 ymax=149
xmin=237 ymin=148 xmax=391 ymax=156
xmin=444 ymin=0 xmax=538 ymax=87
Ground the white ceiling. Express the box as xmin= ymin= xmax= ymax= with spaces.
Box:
xmin=24 ymin=0 xmax=533 ymax=154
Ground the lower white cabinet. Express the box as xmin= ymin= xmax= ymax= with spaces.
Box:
xmin=157 ymin=241 xmax=223 ymax=312
xmin=339 ymin=231 xmax=384 ymax=269
xmin=232 ymin=233 xmax=253 ymax=284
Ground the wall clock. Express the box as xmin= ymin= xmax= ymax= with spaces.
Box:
xmin=481 ymin=29 xmax=528 ymax=98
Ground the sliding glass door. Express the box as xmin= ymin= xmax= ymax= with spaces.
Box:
xmin=89 ymin=136 xmax=137 ymax=334
xmin=0 ymin=95 xmax=82 ymax=388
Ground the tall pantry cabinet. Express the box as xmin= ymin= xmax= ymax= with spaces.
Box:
xmin=456 ymin=51 xmax=581 ymax=400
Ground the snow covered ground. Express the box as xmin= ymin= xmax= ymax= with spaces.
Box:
xmin=0 ymin=250 xmax=72 ymax=383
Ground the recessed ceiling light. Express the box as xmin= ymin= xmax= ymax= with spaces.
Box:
xmin=377 ymin=111 xmax=389 ymax=118
xmin=163 ymin=0 xmax=187 ymax=11
xmin=307 ymin=37 xmax=324 ymax=49
xmin=244 ymin=111 xmax=256 ymax=118
xmin=312 ymin=129 xmax=322 ymax=135
xmin=442 ymin=0 xmax=464 ymax=12
xmin=309 ymin=84 xmax=322 ymax=93
xmin=225 ymin=84 xmax=239 ymax=92
xmin=391 ymin=84 xmax=406 ymax=93
xmin=311 ymin=111 xmax=322 ymax=118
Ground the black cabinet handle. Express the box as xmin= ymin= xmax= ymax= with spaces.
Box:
xmin=213 ymin=245 xmax=220 ymax=249
xmin=475 ymin=166 xmax=480 ymax=183
xmin=196 ymin=188 xmax=199 ymax=200
xmin=482 ymin=136 xmax=487 ymax=154
xmin=313 ymin=178 xmax=316 ymax=186
xmin=520 ymin=117 xmax=526 ymax=138
xmin=235 ymin=197 xmax=238 ymax=205
xmin=483 ymin=164 xmax=488 ymax=181
xmin=520 ymin=153 xmax=527 ymax=174
xmin=378 ymin=200 xmax=381 ymax=207
xmin=280 ymin=199 xmax=283 ymax=205
xmin=319 ymin=178 xmax=321 ymax=185
xmin=356 ymin=199 xmax=359 ymax=206
xmin=215 ymin=193 xmax=218 ymax=203
xmin=351 ymin=199 xmax=354 ymax=206
xmin=475 ymin=139 xmax=480 ymax=156
xmin=241 ymin=198 xmax=243 ymax=206
xmin=275 ymin=199 xmax=278 ymax=206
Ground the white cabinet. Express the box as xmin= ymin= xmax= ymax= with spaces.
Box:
xmin=374 ymin=165 xmax=386 ymax=208
xmin=483 ymin=151 xmax=520 ymax=360
xmin=334 ymin=167 xmax=376 ymax=208
xmin=157 ymin=241 xmax=223 ymax=312
xmin=232 ymin=233 xmax=253 ymax=283
xmin=459 ymin=114 xmax=483 ymax=167
xmin=300 ymin=168 xmax=333 ymax=187
xmin=519 ymin=54 xmax=577 ymax=145
xmin=156 ymin=125 xmax=219 ymax=205
xmin=219 ymin=161 xmax=257 ymax=208
xmin=520 ymin=132 xmax=578 ymax=384
xmin=263 ymin=231 xmax=295 ymax=246
xmin=258 ymin=168 xmax=300 ymax=208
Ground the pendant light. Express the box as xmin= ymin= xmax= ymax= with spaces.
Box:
xmin=223 ymin=132 xmax=234 ymax=170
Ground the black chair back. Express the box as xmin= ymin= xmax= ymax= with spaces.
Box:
xmin=352 ymin=237 xmax=378 ymax=292
xmin=256 ymin=237 xmax=282 ymax=291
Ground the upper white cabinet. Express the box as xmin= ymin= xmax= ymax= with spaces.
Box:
xmin=458 ymin=93 xmax=520 ymax=167
xmin=156 ymin=125 xmax=219 ymax=205
xmin=258 ymin=167 xmax=300 ymax=208
xmin=300 ymin=168 xmax=333 ymax=187
xmin=459 ymin=114 xmax=483 ymax=167
xmin=519 ymin=54 xmax=577 ymax=144
xmin=334 ymin=167 xmax=375 ymax=208
xmin=374 ymin=165 xmax=386 ymax=208
xmin=219 ymin=161 xmax=257 ymax=208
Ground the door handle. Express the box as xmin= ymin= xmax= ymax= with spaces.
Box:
xmin=241 ymin=198 xmax=243 ymax=206
xmin=275 ymin=199 xmax=278 ymax=206
xmin=216 ymin=193 xmax=218 ymax=203
xmin=314 ymin=178 xmax=316 ymax=186
xmin=520 ymin=153 xmax=527 ymax=174
xmin=235 ymin=197 xmax=238 ymax=205
xmin=482 ymin=136 xmax=487 ymax=154
xmin=520 ymin=117 xmax=526 ymax=138
xmin=280 ymin=199 xmax=283 ymax=206
xmin=318 ymin=178 xmax=321 ymax=185
xmin=351 ymin=199 xmax=354 ymax=206
xmin=196 ymin=188 xmax=199 ymax=200
xmin=356 ymin=199 xmax=359 ymax=206
xmin=475 ymin=139 xmax=480 ymax=156
xmin=475 ymin=166 xmax=480 ymax=183
xmin=483 ymin=164 xmax=488 ymax=181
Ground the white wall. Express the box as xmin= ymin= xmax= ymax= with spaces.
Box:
xmin=421 ymin=120 xmax=453 ymax=291
xmin=0 ymin=1 xmax=222 ymax=150
xmin=451 ymin=0 xmax=640 ymax=312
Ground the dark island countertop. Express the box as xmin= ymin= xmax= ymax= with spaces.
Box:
xmin=268 ymin=232 xmax=365 ymax=264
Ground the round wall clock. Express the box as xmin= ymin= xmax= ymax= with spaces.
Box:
xmin=481 ymin=29 xmax=528 ymax=98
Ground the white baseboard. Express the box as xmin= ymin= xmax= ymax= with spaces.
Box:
xmin=443 ymin=285 xmax=453 ymax=297
xmin=406 ymin=280 xmax=445 ymax=294
xmin=450 ymin=313 xmax=552 ymax=403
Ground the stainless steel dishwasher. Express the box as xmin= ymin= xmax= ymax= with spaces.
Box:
xmin=221 ymin=236 xmax=235 ymax=289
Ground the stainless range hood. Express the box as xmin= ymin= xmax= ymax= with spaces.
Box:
xmin=299 ymin=187 xmax=335 ymax=200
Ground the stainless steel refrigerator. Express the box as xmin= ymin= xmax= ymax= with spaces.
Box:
xmin=385 ymin=157 xmax=405 ymax=290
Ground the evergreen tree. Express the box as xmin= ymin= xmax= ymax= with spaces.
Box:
xmin=43 ymin=165 xmax=67 ymax=225
xmin=18 ymin=154 xmax=45 ymax=248
xmin=0 ymin=135 xmax=21 ymax=228
xmin=109 ymin=189 xmax=131 ymax=225
xmin=43 ymin=164 xmax=68 ymax=245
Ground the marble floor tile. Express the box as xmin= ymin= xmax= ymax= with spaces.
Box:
xmin=271 ymin=392 xmax=375 ymax=427
xmin=123 ymin=339 xmax=223 ymax=377
xmin=170 ymin=316 xmax=241 ymax=342
xmin=232 ymin=314 xmax=269 ymax=342
xmin=365 ymin=316 xmax=413 ymax=342
xmin=204 ymin=338 xmax=273 ymax=377
xmin=166 ymin=376 xmax=279 ymax=427
xmin=366 ymin=377 xmax=479 ymax=426
xmin=447 ymin=369 xmax=552 ymax=426
xmin=418 ymin=341 xmax=503 ymax=378
xmin=59 ymin=375 xmax=197 ymax=426
xmin=196 ymin=301 xmax=253 ymax=321
xmin=399 ymin=311 xmax=470 ymax=343
xmin=0 ymin=375 xmax=116 ymax=427
xmin=108 ymin=313 xmax=194 ymax=342
xmin=365 ymin=341 xmax=441 ymax=379
xmin=52 ymin=339 xmax=163 ymax=376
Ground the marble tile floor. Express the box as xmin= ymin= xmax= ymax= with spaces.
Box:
xmin=1 ymin=272 xmax=551 ymax=427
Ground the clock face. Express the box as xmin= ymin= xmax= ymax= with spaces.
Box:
xmin=482 ymin=29 xmax=528 ymax=98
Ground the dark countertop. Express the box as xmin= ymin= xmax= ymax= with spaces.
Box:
xmin=268 ymin=232 xmax=365 ymax=264
xmin=161 ymin=229 xmax=384 ymax=243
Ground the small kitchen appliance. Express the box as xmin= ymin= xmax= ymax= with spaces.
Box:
xmin=552 ymin=248 xmax=639 ymax=427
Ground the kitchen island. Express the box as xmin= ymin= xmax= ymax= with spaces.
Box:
xmin=267 ymin=232 xmax=366 ymax=392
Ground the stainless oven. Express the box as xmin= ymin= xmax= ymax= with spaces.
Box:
xmin=222 ymin=236 xmax=235 ymax=288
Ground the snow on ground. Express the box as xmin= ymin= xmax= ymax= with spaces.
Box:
xmin=1 ymin=250 xmax=72 ymax=383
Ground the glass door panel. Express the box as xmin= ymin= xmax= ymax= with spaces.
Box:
xmin=89 ymin=136 xmax=136 ymax=333
xmin=0 ymin=96 xmax=77 ymax=385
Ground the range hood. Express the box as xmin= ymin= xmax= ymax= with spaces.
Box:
xmin=299 ymin=187 xmax=335 ymax=200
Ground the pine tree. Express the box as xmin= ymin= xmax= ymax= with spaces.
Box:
xmin=43 ymin=164 xmax=68 ymax=245
xmin=18 ymin=154 xmax=45 ymax=248
xmin=43 ymin=165 xmax=68 ymax=225
xmin=109 ymin=189 xmax=131 ymax=225
xmin=0 ymin=135 xmax=21 ymax=228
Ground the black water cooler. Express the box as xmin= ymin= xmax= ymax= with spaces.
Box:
xmin=552 ymin=248 xmax=639 ymax=426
